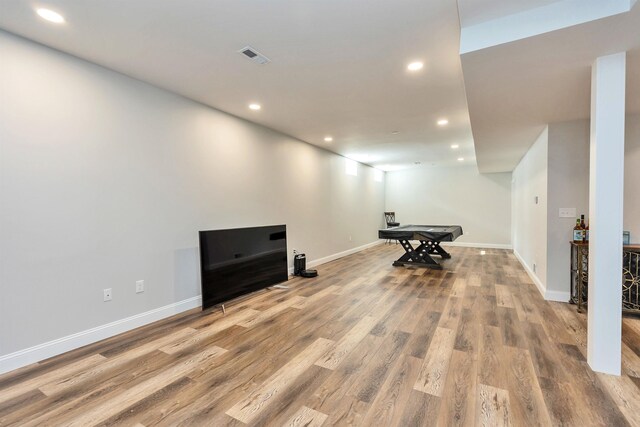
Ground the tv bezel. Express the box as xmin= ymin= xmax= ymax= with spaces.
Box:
xmin=198 ymin=224 xmax=288 ymax=310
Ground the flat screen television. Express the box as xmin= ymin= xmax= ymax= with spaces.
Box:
xmin=199 ymin=224 xmax=288 ymax=310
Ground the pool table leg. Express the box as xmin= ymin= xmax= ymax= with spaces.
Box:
xmin=426 ymin=241 xmax=452 ymax=259
xmin=391 ymin=240 xmax=443 ymax=269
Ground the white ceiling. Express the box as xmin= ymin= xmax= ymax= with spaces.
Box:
xmin=0 ymin=0 xmax=475 ymax=171
xmin=1 ymin=1 xmax=638 ymax=174
xmin=457 ymin=0 xmax=564 ymax=27
xmin=459 ymin=0 xmax=640 ymax=172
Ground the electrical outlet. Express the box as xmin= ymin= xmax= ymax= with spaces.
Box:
xmin=136 ymin=280 xmax=144 ymax=294
xmin=559 ymin=208 xmax=576 ymax=218
xmin=103 ymin=288 xmax=112 ymax=302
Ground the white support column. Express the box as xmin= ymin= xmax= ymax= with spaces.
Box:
xmin=588 ymin=52 xmax=626 ymax=375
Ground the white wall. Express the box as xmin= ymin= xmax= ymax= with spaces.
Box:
xmin=512 ymin=115 xmax=639 ymax=300
xmin=545 ymin=116 xmax=640 ymax=298
xmin=385 ymin=165 xmax=512 ymax=247
xmin=0 ymin=31 xmax=385 ymax=368
xmin=546 ymin=120 xmax=590 ymax=298
xmin=512 ymin=127 xmax=548 ymax=292
xmin=625 ymin=114 xmax=640 ymax=241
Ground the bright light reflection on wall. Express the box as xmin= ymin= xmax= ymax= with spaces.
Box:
xmin=345 ymin=159 xmax=358 ymax=176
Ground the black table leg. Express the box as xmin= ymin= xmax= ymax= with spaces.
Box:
xmin=426 ymin=241 xmax=452 ymax=259
xmin=391 ymin=239 xmax=443 ymax=269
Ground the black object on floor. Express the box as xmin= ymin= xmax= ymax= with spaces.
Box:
xmin=199 ymin=224 xmax=288 ymax=310
xmin=294 ymin=252 xmax=319 ymax=278
xmin=300 ymin=269 xmax=318 ymax=278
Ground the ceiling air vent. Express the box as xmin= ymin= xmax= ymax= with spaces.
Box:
xmin=238 ymin=46 xmax=270 ymax=65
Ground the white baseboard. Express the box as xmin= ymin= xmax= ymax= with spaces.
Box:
xmin=544 ymin=289 xmax=571 ymax=303
xmin=441 ymin=241 xmax=513 ymax=250
xmin=512 ymin=250 xmax=571 ymax=302
xmin=513 ymin=249 xmax=547 ymax=298
xmin=309 ymin=240 xmax=384 ymax=268
xmin=288 ymin=240 xmax=383 ymax=275
xmin=0 ymin=296 xmax=201 ymax=375
xmin=2 ymin=241 xmax=384 ymax=375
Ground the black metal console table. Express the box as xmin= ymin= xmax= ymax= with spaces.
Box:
xmin=570 ymin=242 xmax=640 ymax=316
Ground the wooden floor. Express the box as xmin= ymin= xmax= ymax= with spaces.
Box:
xmin=2 ymin=244 xmax=640 ymax=426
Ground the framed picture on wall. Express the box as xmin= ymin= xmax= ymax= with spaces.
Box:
xmin=624 ymin=231 xmax=630 ymax=245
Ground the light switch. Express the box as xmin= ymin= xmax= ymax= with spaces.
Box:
xmin=559 ymin=208 xmax=576 ymax=218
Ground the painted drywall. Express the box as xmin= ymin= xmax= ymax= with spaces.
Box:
xmin=545 ymin=116 xmax=640 ymax=297
xmin=625 ymin=114 xmax=640 ymax=241
xmin=513 ymin=115 xmax=639 ymax=300
xmin=512 ymin=127 xmax=548 ymax=292
xmin=546 ymin=119 xmax=590 ymax=298
xmin=385 ymin=165 xmax=512 ymax=247
xmin=0 ymin=31 xmax=385 ymax=361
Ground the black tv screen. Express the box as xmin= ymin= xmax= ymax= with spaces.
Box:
xmin=198 ymin=225 xmax=288 ymax=309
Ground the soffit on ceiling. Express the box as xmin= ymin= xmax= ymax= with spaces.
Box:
xmin=457 ymin=0 xmax=564 ymax=27
xmin=458 ymin=1 xmax=640 ymax=172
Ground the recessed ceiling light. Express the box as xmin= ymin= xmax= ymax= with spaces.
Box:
xmin=458 ymin=157 xmax=464 ymax=161
xmin=324 ymin=136 xmax=333 ymax=142
xmin=36 ymin=8 xmax=65 ymax=23
xmin=407 ymin=61 xmax=424 ymax=71
xmin=451 ymin=144 xmax=459 ymax=149
xmin=249 ymin=103 xmax=261 ymax=110
xmin=391 ymin=131 xmax=400 ymax=135
xmin=437 ymin=119 xmax=449 ymax=126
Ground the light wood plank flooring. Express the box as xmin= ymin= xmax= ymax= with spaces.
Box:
xmin=1 ymin=244 xmax=640 ymax=426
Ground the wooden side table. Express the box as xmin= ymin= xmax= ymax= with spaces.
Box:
xmin=570 ymin=242 xmax=589 ymax=313
xmin=570 ymin=242 xmax=640 ymax=316
xmin=623 ymin=245 xmax=640 ymax=315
